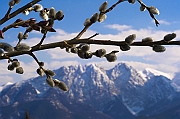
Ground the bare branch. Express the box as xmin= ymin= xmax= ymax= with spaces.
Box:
xmin=0 ymin=0 xmax=41 ymax=26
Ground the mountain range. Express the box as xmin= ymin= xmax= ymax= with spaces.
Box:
xmin=1 ymin=63 xmax=180 ymax=119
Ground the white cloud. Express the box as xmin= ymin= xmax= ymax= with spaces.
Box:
xmin=153 ymin=19 xmax=170 ymax=25
xmin=0 ymin=75 xmax=14 ymax=85
xmin=105 ymin=24 xmax=132 ymax=31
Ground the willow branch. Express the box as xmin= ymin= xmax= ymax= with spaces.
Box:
xmin=0 ymin=38 xmax=180 ymax=60
xmin=105 ymin=0 xmax=123 ymax=14
xmin=0 ymin=0 xmax=41 ymax=26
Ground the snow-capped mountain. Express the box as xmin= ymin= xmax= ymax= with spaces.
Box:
xmin=0 ymin=63 xmax=180 ymax=119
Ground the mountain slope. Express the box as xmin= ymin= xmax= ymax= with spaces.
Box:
xmin=0 ymin=63 xmax=180 ymax=119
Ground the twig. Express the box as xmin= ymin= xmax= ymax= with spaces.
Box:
xmin=0 ymin=38 xmax=180 ymax=60
xmin=0 ymin=0 xmax=41 ymax=26
xmin=104 ymin=0 xmax=123 ymax=14
xmin=88 ymin=33 xmax=99 ymax=39
xmin=137 ymin=0 xmax=160 ymax=26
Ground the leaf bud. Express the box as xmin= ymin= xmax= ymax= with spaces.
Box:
xmin=48 ymin=7 xmax=56 ymax=19
xmin=99 ymin=1 xmax=108 ymax=12
xmin=15 ymin=43 xmax=31 ymax=51
xmin=84 ymin=52 xmax=93 ymax=59
xmin=36 ymin=68 xmax=44 ymax=76
xmin=45 ymin=69 xmax=55 ymax=77
xmin=18 ymin=32 xmax=23 ymax=41
xmin=142 ymin=37 xmax=153 ymax=42
xmin=33 ymin=4 xmax=43 ymax=12
xmin=152 ymin=45 xmax=166 ymax=52
xmin=163 ymin=33 xmax=176 ymax=43
xmin=80 ymin=44 xmax=90 ymax=52
xmin=105 ymin=51 xmax=119 ymax=62
xmin=140 ymin=5 xmax=146 ymax=12
xmin=98 ymin=14 xmax=107 ymax=22
xmin=22 ymin=10 xmax=30 ymax=16
xmin=7 ymin=64 xmax=14 ymax=71
xmin=120 ymin=44 xmax=131 ymax=51
xmin=16 ymin=67 xmax=24 ymax=74
xmin=84 ymin=18 xmax=91 ymax=27
xmin=125 ymin=34 xmax=136 ymax=45
xmin=149 ymin=6 xmax=160 ymax=15
xmin=46 ymin=76 xmax=55 ymax=87
xmin=12 ymin=61 xmax=20 ymax=68
xmin=14 ymin=0 xmax=21 ymax=4
xmin=90 ymin=13 xmax=99 ymax=23
xmin=70 ymin=47 xmax=78 ymax=54
xmin=55 ymin=80 xmax=68 ymax=91
xmin=55 ymin=10 xmax=64 ymax=21
xmin=0 ymin=49 xmax=4 ymax=56
xmin=9 ymin=0 xmax=15 ymax=8
xmin=94 ymin=49 xmax=106 ymax=58
xmin=128 ymin=0 xmax=136 ymax=4
xmin=0 ymin=42 xmax=14 ymax=52
xmin=0 ymin=30 xmax=4 ymax=39
xmin=40 ymin=10 xmax=49 ymax=21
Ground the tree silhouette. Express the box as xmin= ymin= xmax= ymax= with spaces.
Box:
xmin=0 ymin=0 xmax=178 ymax=91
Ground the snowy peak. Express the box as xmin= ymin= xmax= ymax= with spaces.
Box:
xmin=142 ymin=68 xmax=172 ymax=79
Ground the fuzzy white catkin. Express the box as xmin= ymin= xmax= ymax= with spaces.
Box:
xmin=0 ymin=42 xmax=14 ymax=52
xmin=90 ymin=13 xmax=99 ymax=23
xmin=46 ymin=76 xmax=55 ymax=87
xmin=33 ymin=4 xmax=43 ymax=12
xmin=15 ymin=43 xmax=31 ymax=51
xmin=149 ymin=6 xmax=160 ymax=15
xmin=99 ymin=1 xmax=108 ymax=12
xmin=125 ymin=34 xmax=136 ymax=45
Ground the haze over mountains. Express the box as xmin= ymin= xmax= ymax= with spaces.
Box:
xmin=1 ymin=63 xmax=180 ymax=119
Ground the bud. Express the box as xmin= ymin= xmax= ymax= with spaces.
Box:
xmin=7 ymin=64 xmax=15 ymax=71
xmin=9 ymin=0 xmax=15 ymax=7
xmin=70 ymin=47 xmax=78 ymax=54
xmin=98 ymin=14 xmax=107 ymax=22
xmin=81 ymin=44 xmax=90 ymax=52
xmin=120 ymin=44 xmax=131 ymax=51
xmin=18 ymin=32 xmax=23 ymax=41
xmin=66 ymin=47 xmax=71 ymax=53
xmin=142 ymin=37 xmax=153 ymax=42
xmin=125 ymin=34 xmax=136 ymax=45
xmin=39 ymin=62 xmax=44 ymax=67
xmin=12 ymin=61 xmax=20 ymax=68
xmin=57 ymin=81 xmax=68 ymax=91
xmin=84 ymin=52 xmax=93 ymax=59
xmin=22 ymin=10 xmax=30 ymax=16
xmin=23 ymin=33 xmax=28 ymax=39
xmin=163 ymin=33 xmax=176 ymax=43
xmin=53 ymin=79 xmax=61 ymax=87
xmin=128 ymin=0 xmax=136 ymax=4
xmin=78 ymin=50 xmax=85 ymax=59
xmin=14 ymin=0 xmax=21 ymax=4
xmin=45 ymin=69 xmax=55 ymax=77
xmin=0 ymin=30 xmax=4 ymax=39
xmin=36 ymin=68 xmax=44 ymax=76
xmin=94 ymin=49 xmax=106 ymax=58
xmin=46 ymin=76 xmax=55 ymax=87
xmin=105 ymin=51 xmax=119 ymax=62
xmin=0 ymin=49 xmax=4 ymax=56
xmin=90 ymin=13 xmax=99 ymax=23
xmin=48 ymin=7 xmax=56 ymax=19
xmin=15 ymin=43 xmax=31 ymax=51
xmin=0 ymin=42 xmax=14 ymax=52
xmin=48 ymin=18 xmax=54 ymax=27
xmin=140 ymin=5 xmax=146 ymax=12
xmin=99 ymin=1 xmax=108 ymax=12
xmin=40 ymin=10 xmax=48 ymax=21
xmin=149 ymin=6 xmax=160 ymax=15
xmin=55 ymin=10 xmax=64 ymax=21
xmin=84 ymin=18 xmax=91 ymax=27
xmin=16 ymin=67 xmax=24 ymax=74
xmin=33 ymin=4 xmax=43 ymax=12
xmin=152 ymin=45 xmax=166 ymax=52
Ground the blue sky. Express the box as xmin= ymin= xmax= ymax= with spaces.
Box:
xmin=0 ymin=0 xmax=180 ymax=85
